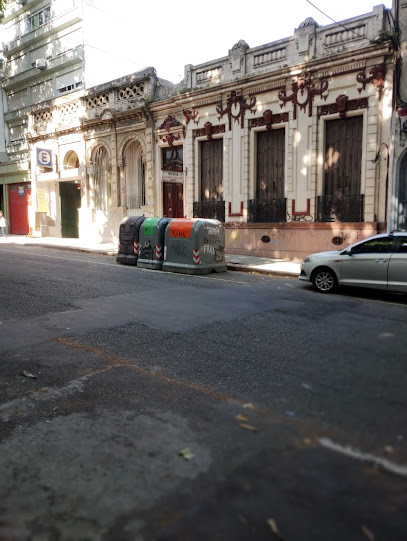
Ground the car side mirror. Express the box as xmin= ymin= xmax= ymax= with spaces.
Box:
xmin=345 ymin=247 xmax=353 ymax=256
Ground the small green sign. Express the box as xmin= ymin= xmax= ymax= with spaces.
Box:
xmin=143 ymin=217 xmax=160 ymax=236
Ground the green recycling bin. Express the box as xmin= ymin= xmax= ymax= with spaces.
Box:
xmin=137 ymin=217 xmax=172 ymax=270
xmin=162 ymin=218 xmax=227 ymax=275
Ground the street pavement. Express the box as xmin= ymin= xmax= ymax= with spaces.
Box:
xmin=0 ymin=235 xmax=301 ymax=276
xmin=1 ymin=241 xmax=406 ymax=540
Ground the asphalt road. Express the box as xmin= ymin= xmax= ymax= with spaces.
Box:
xmin=1 ymin=243 xmax=406 ymax=541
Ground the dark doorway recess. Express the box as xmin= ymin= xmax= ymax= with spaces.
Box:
xmin=60 ymin=182 xmax=81 ymax=238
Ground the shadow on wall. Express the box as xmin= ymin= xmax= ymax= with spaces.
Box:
xmin=225 ymin=223 xmax=378 ymax=262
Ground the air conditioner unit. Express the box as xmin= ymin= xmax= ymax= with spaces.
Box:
xmin=35 ymin=58 xmax=47 ymax=70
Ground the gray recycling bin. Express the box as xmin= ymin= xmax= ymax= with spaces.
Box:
xmin=116 ymin=215 xmax=146 ymax=265
xmin=162 ymin=218 xmax=227 ymax=275
xmin=137 ymin=217 xmax=172 ymax=270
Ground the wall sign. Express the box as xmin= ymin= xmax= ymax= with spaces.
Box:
xmin=36 ymin=148 xmax=52 ymax=168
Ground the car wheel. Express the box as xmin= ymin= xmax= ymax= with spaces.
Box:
xmin=312 ymin=268 xmax=337 ymax=293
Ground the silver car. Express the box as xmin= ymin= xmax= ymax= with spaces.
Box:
xmin=299 ymin=231 xmax=407 ymax=293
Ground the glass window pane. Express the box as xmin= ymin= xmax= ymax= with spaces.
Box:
xmin=352 ymin=237 xmax=394 ymax=254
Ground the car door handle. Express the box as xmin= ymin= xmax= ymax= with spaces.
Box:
xmin=374 ymin=259 xmax=387 ymax=263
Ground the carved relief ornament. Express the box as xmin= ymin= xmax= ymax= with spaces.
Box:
xmin=216 ymin=91 xmax=257 ymax=130
xmin=318 ymin=95 xmax=369 ymax=118
xmin=249 ymin=110 xmax=289 ymax=130
xmin=356 ymin=64 xmax=385 ymax=100
xmin=193 ymin=122 xmax=226 ymax=140
xmin=155 ymin=115 xmax=184 ymax=147
xmin=278 ymin=75 xmax=329 ymax=119
xmin=183 ymin=109 xmax=199 ymax=125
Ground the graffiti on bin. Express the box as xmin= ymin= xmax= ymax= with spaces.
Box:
xmin=140 ymin=240 xmax=153 ymax=260
xmin=171 ymin=241 xmax=186 ymax=257
xmin=202 ymin=235 xmax=225 ymax=262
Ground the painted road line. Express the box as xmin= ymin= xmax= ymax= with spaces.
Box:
xmin=319 ymin=437 xmax=407 ymax=477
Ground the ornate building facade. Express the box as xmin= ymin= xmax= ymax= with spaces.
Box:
xmin=3 ymin=2 xmax=402 ymax=260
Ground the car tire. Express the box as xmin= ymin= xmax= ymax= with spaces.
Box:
xmin=312 ymin=267 xmax=337 ymax=293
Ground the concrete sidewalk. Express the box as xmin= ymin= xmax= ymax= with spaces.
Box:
xmin=0 ymin=235 xmax=301 ymax=277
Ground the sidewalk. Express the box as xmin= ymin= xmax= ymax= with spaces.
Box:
xmin=0 ymin=235 xmax=301 ymax=277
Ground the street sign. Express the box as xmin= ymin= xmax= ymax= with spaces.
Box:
xmin=36 ymin=148 xmax=52 ymax=168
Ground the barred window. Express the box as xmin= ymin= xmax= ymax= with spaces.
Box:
xmin=93 ymin=146 xmax=111 ymax=211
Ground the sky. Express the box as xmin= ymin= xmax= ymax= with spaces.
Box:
xmin=92 ymin=0 xmax=393 ymax=84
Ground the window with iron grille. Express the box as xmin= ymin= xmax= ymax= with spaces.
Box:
xmin=93 ymin=146 xmax=111 ymax=211
xmin=124 ymin=141 xmax=145 ymax=209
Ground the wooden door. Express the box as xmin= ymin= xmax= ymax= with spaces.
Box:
xmin=324 ymin=116 xmax=362 ymax=196
xmin=200 ymin=139 xmax=223 ymax=201
xmin=256 ymin=129 xmax=285 ymax=200
xmin=163 ymin=182 xmax=183 ymax=218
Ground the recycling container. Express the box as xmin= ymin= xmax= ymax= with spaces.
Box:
xmin=162 ymin=218 xmax=227 ymax=275
xmin=116 ymin=215 xmax=146 ymax=265
xmin=137 ymin=217 xmax=172 ymax=270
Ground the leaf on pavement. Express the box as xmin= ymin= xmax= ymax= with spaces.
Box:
xmin=240 ymin=423 xmax=257 ymax=432
xmin=235 ymin=414 xmax=249 ymax=422
xmin=361 ymin=525 xmax=375 ymax=541
xmin=179 ymin=448 xmax=194 ymax=460
xmin=267 ymin=518 xmax=282 ymax=538
xmin=21 ymin=370 xmax=37 ymax=379
xmin=242 ymin=403 xmax=255 ymax=409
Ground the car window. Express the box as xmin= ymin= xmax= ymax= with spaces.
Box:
xmin=351 ymin=237 xmax=394 ymax=255
xmin=397 ymin=236 xmax=407 ymax=253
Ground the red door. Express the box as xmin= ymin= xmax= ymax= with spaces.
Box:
xmin=163 ymin=182 xmax=183 ymax=218
xmin=9 ymin=184 xmax=32 ymax=235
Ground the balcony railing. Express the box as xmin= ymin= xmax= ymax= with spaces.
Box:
xmin=193 ymin=200 xmax=226 ymax=222
xmin=248 ymin=198 xmax=287 ymax=223
xmin=316 ymin=195 xmax=364 ymax=222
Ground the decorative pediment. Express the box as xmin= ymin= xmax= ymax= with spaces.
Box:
xmin=155 ymin=115 xmax=184 ymax=147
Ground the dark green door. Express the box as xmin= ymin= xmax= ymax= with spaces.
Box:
xmin=60 ymin=182 xmax=81 ymax=238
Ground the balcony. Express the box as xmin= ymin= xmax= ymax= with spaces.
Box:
xmin=193 ymin=201 xmax=225 ymax=222
xmin=248 ymin=198 xmax=286 ymax=223
xmin=316 ymin=195 xmax=364 ymax=222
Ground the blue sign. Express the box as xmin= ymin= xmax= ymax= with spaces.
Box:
xmin=37 ymin=148 xmax=52 ymax=167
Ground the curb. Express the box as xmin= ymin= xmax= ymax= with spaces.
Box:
xmin=226 ymin=263 xmax=299 ymax=277
xmin=13 ymin=241 xmax=300 ymax=277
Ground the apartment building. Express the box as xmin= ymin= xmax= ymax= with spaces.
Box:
xmin=0 ymin=0 xmax=150 ymax=236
